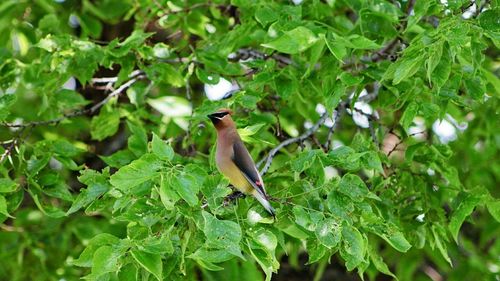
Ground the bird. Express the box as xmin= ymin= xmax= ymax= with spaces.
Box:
xmin=207 ymin=108 xmax=275 ymax=217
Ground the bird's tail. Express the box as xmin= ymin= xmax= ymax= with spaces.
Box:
xmin=252 ymin=190 xmax=276 ymax=218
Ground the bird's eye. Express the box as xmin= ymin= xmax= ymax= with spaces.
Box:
xmin=213 ymin=112 xmax=229 ymax=118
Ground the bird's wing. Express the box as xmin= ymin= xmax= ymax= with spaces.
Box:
xmin=232 ymin=140 xmax=267 ymax=198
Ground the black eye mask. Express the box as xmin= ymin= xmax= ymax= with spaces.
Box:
xmin=207 ymin=111 xmax=230 ymax=124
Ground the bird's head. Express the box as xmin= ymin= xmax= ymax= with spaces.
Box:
xmin=207 ymin=108 xmax=234 ymax=130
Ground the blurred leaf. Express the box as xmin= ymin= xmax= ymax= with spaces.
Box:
xmin=261 ymin=26 xmax=318 ymax=54
xmin=0 ymin=178 xmax=17 ymax=193
xmin=449 ymin=193 xmax=481 ymax=242
xmin=127 ymin=121 xmax=148 ymax=157
xmin=91 ymin=107 xmax=120 ymax=141
xmin=486 ymin=199 xmax=500 ymax=222
xmin=144 ymin=64 xmax=184 ymax=87
xmin=147 ymin=96 xmax=192 ymax=118
xmin=0 ymin=195 xmax=13 ymax=218
xmin=400 ymin=101 xmax=419 ymax=132
xmin=255 ymin=6 xmax=278 ymax=27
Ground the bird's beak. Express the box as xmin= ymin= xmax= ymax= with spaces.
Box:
xmin=207 ymin=113 xmax=218 ymax=123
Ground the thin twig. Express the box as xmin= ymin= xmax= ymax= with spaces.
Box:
xmin=91 ymin=69 xmax=143 ymax=84
xmin=324 ymin=107 xmax=344 ymax=151
xmin=0 ymin=137 xmax=19 ymax=163
xmin=89 ymin=75 xmax=144 ymax=114
xmin=0 ymin=125 xmax=33 ymax=164
xmin=258 ymin=112 xmax=329 ymax=175
xmin=386 ymin=130 xmax=426 ymax=157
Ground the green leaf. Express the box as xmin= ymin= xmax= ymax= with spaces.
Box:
xmin=68 ymin=169 xmax=111 ymax=215
xmin=464 ymin=76 xmax=486 ymax=100
xmin=486 ymin=199 xmax=500 ymax=223
xmin=478 ymin=8 xmax=500 ymax=32
xmin=348 ymin=35 xmax=381 ymax=49
xmin=144 ymin=63 xmax=184 ymax=87
xmin=147 ymin=96 xmax=192 ymax=120
xmin=248 ymin=228 xmax=279 ymax=279
xmin=306 ymin=239 xmax=328 ymax=264
xmin=238 ymin=123 xmax=266 ymax=141
xmin=195 ymin=67 xmax=220 ymax=85
xmin=369 ymin=245 xmax=398 ymax=280
xmin=400 ymin=101 xmax=419 ymax=132
xmin=91 ymin=245 xmax=121 ymax=277
xmin=337 ymin=174 xmax=369 ymax=202
xmin=324 ymin=80 xmax=346 ymax=113
xmin=188 ymin=247 xmax=234 ymax=267
xmin=139 ymin=235 xmax=174 ymax=255
xmin=315 ymin=218 xmax=342 ymax=249
xmin=0 ymin=195 xmax=13 ymax=218
xmin=27 ymin=154 xmax=51 ymax=176
xmin=79 ymin=14 xmax=102 ymax=38
xmin=130 ymin=250 xmax=163 ymax=281
xmin=431 ymin=47 xmax=452 ymax=89
xmin=202 ymin=211 xmax=243 ymax=257
xmin=109 ymin=154 xmax=162 ymax=191
xmin=324 ymin=32 xmax=347 ymax=62
xmin=339 ymin=72 xmax=363 ymax=87
xmin=255 ymin=6 xmax=278 ymax=27
xmin=127 ymin=121 xmax=148 ymax=157
xmin=261 ymin=26 xmax=318 ymax=54
xmin=172 ymin=172 xmax=199 ymax=207
xmin=340 ymin=224 xmax=366 ymax=271
xmin=361 ymin=151 xmax=383 ymax=173
xmin=56 ymin=89 xmax=89 ymax=109
xmin=449 ymin=193 xmax=481 ymax=242
xmin=110 ymin=30 xmax=153 ymax=57
xmin=393 ymin=55 xmax=424 ymax=84
xmin=151 ymin=133 xmax=174 ymax=161
xmin=90 ymin=107 xmax=121 ymax=141
xmin=291 ymin=150 xmax=319 ymax=173
xmin=0 ymin=93 xmax=16 ymax=120
xmin=100 ymin=149 xmax=135 ymax=168
xmin=426 ymin=40 xmax=443 ymax=83
xmin=378 ymin=227 xmax=412 ymax=253
xmin=431 ymin=225 xmax=452 ymax=266
xmin=72 ymin=234 xmax=121 ymax=267
xmin=0 ymin=178 xmax=18 ymax=193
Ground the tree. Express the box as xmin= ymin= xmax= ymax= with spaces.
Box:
xmin=0 ymin=0 xmax=499 ymax=280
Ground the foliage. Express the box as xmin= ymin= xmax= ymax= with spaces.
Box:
xmin=0 ymin=0 xmax=499 ymax=280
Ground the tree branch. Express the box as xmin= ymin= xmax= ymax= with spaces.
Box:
xmin=91 ymin=69 xmax=144 ymax=84
xmin=258 ymin=112 xmax=329 ymax=175
xmin=324 ymin=107 xmax=344 ymax=151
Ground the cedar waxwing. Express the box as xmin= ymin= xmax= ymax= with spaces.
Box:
xmin=208 ymin=109 xmax=276 ymax=217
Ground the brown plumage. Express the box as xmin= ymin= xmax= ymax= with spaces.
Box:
xmin=208 ymin=109 xmax=275 ymax=217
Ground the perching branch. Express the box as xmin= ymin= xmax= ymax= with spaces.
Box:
xmin=90 ymin=69 xmax=144 ymax=84
xmin=229 ymin=48 xmax=294 ymax=66
xmin=258 ymin=112 xmax=329 ymax=175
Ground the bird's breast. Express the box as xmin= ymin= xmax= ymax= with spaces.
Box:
xmin=215 ymin=147 xmax=253 ymax=193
